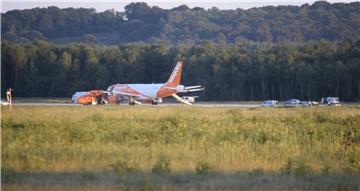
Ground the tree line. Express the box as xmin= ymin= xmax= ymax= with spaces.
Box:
xmin=2 ymin=40 xmax=360 ymax=101
xmin=2 ymin=1 xmax=360 ymax=44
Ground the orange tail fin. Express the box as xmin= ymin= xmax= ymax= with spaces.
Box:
xmin=166 ymin=61 xmax=183 ymax=86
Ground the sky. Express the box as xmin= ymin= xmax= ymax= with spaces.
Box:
xmin=1 ymin=0 xmax=357 ymax=13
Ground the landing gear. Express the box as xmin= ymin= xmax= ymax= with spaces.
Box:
xmin=101 ymin=98 xmax=108 ymax=104
xmin=151 ymin=100 xmax=158 ymax=105
xmin=128 ymin=96 xmax=139 ymax=105
xmin=151 ymin=98 xmax=162 ymax=105
xmin=129 ymin=97 xmax=135 ymax=105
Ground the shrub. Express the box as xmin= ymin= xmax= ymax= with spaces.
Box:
xmin=110 ymin=157 xmax=134 ymax=174
xmin=321 ymin=165 xmax=330 ymax=175
xmin=196 ymin=161 xmax=213 ymax=175
xmin=280 ymin=159 xmax=293 ymax=175
xmin=227 ymin=109 xmax=244 ymax=123
xmin=1 ymin=167 xmax=16 ymax=183
xmin=249 ymin=168 xmax=264 ymax=177
xmin=313 ymin=112 xmax=332 ymax=123
xmin=152 ymin=158 xmax=171 ymax=174
xmin=81 ymin=171 xmax=97 ymax=181
xmin=342 ymin=150 xmax=360 ymax=174
xmin=294 ymin=162 xmax=311 ymax=177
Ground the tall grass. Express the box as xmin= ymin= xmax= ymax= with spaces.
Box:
xmin=1 ymin=106 xmax=360 ymax=189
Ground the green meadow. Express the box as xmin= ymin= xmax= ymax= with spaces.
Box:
xmin=1 ymin=106 xmax=360 ymax=190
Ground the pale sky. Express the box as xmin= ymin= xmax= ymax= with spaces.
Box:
xmin=1 ymin=0 xmax=358 ymax=13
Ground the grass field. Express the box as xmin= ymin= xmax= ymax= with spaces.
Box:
xmin=1 ymin=105 xmax=360 ymax=190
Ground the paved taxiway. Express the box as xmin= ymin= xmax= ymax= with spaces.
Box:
xmin=9 ymin=102 xmax=261 ymax=108
xmin=6 ymin=101 xmax=359 ymax=108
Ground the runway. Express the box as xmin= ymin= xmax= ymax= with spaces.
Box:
xmin=8 ymin=101 xmax=262 ymax=108
xmin=5 ymin=100 xmax=358 ymax=108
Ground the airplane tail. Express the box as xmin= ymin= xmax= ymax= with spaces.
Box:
xmin=166 ymin=61 xmax=183 ymax=86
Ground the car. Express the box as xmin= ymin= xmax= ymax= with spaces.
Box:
xmin=322 ymin=97 xmax=341 ymax=106
xmin=299 ymin=101 xmax=319 ymax=107
xmin=301 ymin=101 xmax=311 ymax=107
xmin=311 ymin=101 xmax=319 ymax=106
xmin=285 ymin=99 xmax=301 ymax=107
xmin=180 ymin=96 xmax=198 ymax=103
xmin=261 ymin=100 xmax=278 ymax=107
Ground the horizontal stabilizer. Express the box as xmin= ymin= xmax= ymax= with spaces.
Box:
xmin=184 ymin=87 xmax=205 ymax=92
xmin=185 ymin=85 xmax=202 ymax=90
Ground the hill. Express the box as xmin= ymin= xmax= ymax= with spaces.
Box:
xmin=2 ymin=1 xmax=360 ymax=45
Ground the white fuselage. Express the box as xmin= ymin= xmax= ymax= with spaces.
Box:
xmin=108 ymin=83 xmax=165 ymax=100
xmin=129 ymin=84 xmax=163 ymax=98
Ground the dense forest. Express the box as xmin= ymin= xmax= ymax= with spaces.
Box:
xmin=2 ymin=1 xmax=360 ymax=44
xmin=2 ymin=40 xmax=360 ymax=101
xmin=1 ymin=1 xmax=360 ymax=101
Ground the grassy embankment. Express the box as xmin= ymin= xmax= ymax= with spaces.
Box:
xmin=1 ymin=106 xmax=360 ymax=190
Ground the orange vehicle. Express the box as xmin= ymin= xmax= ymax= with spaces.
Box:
xmin=77 ymin=96 xmax=96 ymax=105
xmin=107 ymin=95 xmax=119 ymax=104
xmin=76 ymin=90 xmax=105 ymax=105
xmin=74 ymin=90 xmax=121 ymax=105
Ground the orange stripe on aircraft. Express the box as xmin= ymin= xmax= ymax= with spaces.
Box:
xmin=156 ymin=85 xmax=176 ymax=98
xmin=166 ymin=61 xmax=183 ymax=86
xmin=156 ymin=61 xmax=183 ymax=98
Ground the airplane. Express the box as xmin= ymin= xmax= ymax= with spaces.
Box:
xmin=106 ymin=61 xmax=204 ymax=105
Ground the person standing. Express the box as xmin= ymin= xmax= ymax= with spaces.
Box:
xmin=6 ymin=88 xmax=13 ymax=110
